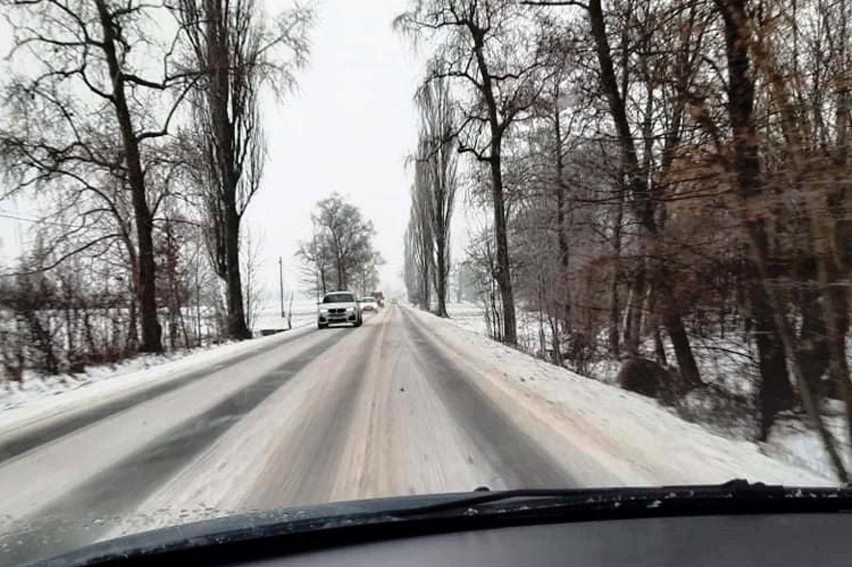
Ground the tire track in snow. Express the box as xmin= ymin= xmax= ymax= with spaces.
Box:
xmin=400 ymin=309 xmax=575 ymax=489
xmin=0 ymin=330 xmax=350 ymax=567
xmin=0 ymin=329 xmax=317 ymax=465
xmin=245 ymin=317 xmax=386 ymax=507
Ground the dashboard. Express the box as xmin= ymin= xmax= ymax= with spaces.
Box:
xmin=244 ymin=514 xmax=849 ymax=567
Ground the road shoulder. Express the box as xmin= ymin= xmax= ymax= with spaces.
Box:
xmin=402 ymin=306 xmax=834 ymax=487
xmin=0 ymin=327 xmax=315 ymax=453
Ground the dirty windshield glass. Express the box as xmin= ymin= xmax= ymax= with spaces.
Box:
xmin=0 ymin=0 xmax=849 ymax=565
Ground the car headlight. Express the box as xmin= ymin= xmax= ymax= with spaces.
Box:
xmin=346 ymin=306 xmax=355 ymax=312
xmin=319 ymin=307 xmax=329 ymax=313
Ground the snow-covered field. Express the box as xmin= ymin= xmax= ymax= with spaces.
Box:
xmin=251 ymin=300 xmax=319 ymax=334
xmin=445 ymin=303 xmax=487 ymax=334
xmin=445 ymin=302 xmax=553 ymax=354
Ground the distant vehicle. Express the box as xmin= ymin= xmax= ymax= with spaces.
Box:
xmin=358 ymin=296 xmax=378 ymax=312
xmin=317 ymin=291 xmax=362 ymax=329
xmin=390 ymin=298 xmax=398 ymax=305
xmin=371 ymin=290 xmax=385 ymax=308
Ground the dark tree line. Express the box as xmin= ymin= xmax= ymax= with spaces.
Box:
xmin=403 ymin=70 xmax=459 ymax=316
xmin=399 ymin=0 xmax=852 ymax=482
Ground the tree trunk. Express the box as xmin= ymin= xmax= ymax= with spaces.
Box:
xmin=825 ymin=284 xmax=852 ymax=448
xmin=435 ymin=234 xmax=448 ymax=316
xmin=654 ymin=265 xmax=702 ymax=388
xmin=587 ymin=0 xmax=656 ymax=231
xmin=609 ymin=185 xmax=625 ymax=357
xmin=555 ymin=180 xmax=570 ymax=331
xmin=421 ymin=253 xmax=431 ymax=311
xmin=471 ymin=28 xmax=517 ymax=345
xmin=550 ymin=317 xmax=563 ymax=366
xmin=663 ymin=311 xmax=701 ymax=387
xmin=553 ymin=108 xmax=571 ymax=338
xmin=224 ymin=204 xmax=251 ymax=339
xmin=127 ymin=286 xmax=138 ymax=353
xmin=799 ymin=286 xmax=830 ymax=398
xmin=134 ymin=214 xmax=162 ymax=353
xmin=587 ymin=0 xmax=651 ymax=355
xmin=653 ymin=327 xmax=667 ymax=366
xmin=489 ymin=145 xmax=517 ymax=345
xmin=335 ymin=256 xmax=344 ymax=291
xmin=623 ymin=261 xmax=647 ymax=354
xmin=715 ymin=0 xmax=795 ymax=440
xmin=538 ymin=284 xmax=547 ymax=359
xmin=95 ymin=0 xmax=161 ymax=353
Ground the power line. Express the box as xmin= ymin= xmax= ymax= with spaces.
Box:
xmin=0 ymin=210 xmax=66 ymax=227
xmin=0 ymin=210 xmax=91 ymax=229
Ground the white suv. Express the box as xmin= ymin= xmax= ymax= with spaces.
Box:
xmin=317 ymin=291 xmax=362 ymax=329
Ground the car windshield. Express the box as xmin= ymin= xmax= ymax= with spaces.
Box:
xmin=0 ymin=0 xmax=848 ymax=565
xmin=323 ymin=293 xmax=355 ymax=304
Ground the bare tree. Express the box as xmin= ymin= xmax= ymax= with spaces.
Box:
xmin=297 ymin=194 xmax=380 ymax=294
xmin=0 ymin=0 xmax=200 ymax=353
xmin=407 ymin=162 xmax=435 ymax=311
xmin=397 ymin=0 xmax=552 ymax=344
xmin=415 ymin=67 xmax=459 ymax=317
xmin=465 ymin=224 xmax=503 ymax=341
xmin=241 ymin=227 xmax=263 ymax=333
xmin=403 ymin=224 xmax=420 ymax=305
xmin=175 ymin=0 xmax=311 ymax=340
xmin=353 ymin=252 xmax=383 ymax=298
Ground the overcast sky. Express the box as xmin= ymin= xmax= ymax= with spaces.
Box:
xmin=0 ymin=0 xmax=453 ymax=304
xmin=248 ymin=0 xmax=426 ymax=301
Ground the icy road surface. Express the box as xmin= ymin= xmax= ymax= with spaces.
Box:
xmin=0 ymin=305 xmax=831 ymax=565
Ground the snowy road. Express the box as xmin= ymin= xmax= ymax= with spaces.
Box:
xmin=0 ymin=304 xmax=832 ymax=565
xmin=0 ymin=306 xmax=575 ymax=565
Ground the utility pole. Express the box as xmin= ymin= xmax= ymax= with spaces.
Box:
xmin=279 ymin=256 xmax=285 ymax=319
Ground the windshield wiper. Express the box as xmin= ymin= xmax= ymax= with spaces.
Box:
xmin=390 ymin=480 xmax=852 ymax=520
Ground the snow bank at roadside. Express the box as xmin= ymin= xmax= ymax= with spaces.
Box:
xmin=0 ymin=326 xmax=312 ymax=431
xmin=764 ymin=407 xmax=850 ymax=481
xmin=0 ymin=302 xmax=318 ymax=419
xmin=409 ymin=308 xmax=836 ymax=486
